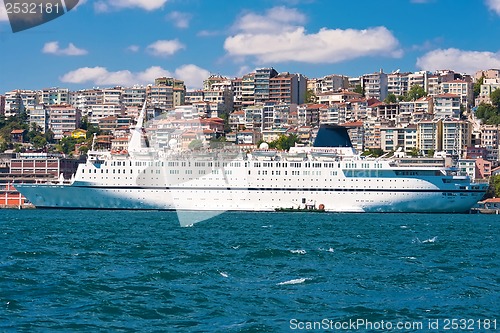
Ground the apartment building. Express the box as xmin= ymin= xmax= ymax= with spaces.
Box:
xmin=477 ymin=78 xmax=500 ymax=105
xmin=41 ymin=88 xmax=70 ymax=105
xmin=362 ymin=71 xmax=388 ymax=101
xmin=442 ymin=119 xmax=471 ymax=157
xmin=387 ymin=71 xmax=410 ymax=97
xmin=480 ymin=124 xmax=500 ymax=161
xmin=147 ymin=85 xmax=174 ymax=110
xmin=315 ymin=74 xmax=349 ymax=94
xmin=30 ymin=104 xmax=49 ymax=133
xmin=433 ymin=94 xmax=461 ymax=119
xmin=268 ymin=72 xmax=306 ymax=105
xmin=49 ymin=104 xmax=81 ymax=140
xmin=122 ymin=86 xmax=146 ymax=107
xmin=254 ymin=68 xmax=278 ymax=104
xmin=417 ymin=119 xmax=442 ymax=155
xmin=440 ymin=80 xmax=473 ymax=110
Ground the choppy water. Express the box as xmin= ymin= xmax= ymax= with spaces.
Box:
xmin=0 ymin=210 xmax=498 ymax=332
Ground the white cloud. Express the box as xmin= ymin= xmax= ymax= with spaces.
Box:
xmin=60 ymin=65 xmax=209 ymax=89
xmin=167 ymin=11 xmax=191 ymax=29
xmin=173 ymin=64 xmax=211 ymax=90
xmin=94 ymin=0 xmax=168 ymax=12
xmin=147 ymin=39 xmax=185 ymax=57
xmin=232 ymin=7 xmax=307 ymax=34
xmin=416 ymin=48 xmax=500 ymax=74
xmin=42 ymin=41 xmax=88 ymax=56
xmin=224 ymin=7 xmax=402 ymax=64
xmin=127 ymin=45 xmax=140 ymax=52
xmin=485 ymin=0 xmax=500 ymax=14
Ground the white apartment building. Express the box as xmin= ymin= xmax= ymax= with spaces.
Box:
xmin=433 ymin=94 xmax=461 ymax=118
xmin=30 ymin=104 xmax=49 ymax=133
xmin=49 ymin=104 xmax=81 ymax=140
xmin=440 ymin=80 xmax=473 ymax=110
xmin=362 ymin=71 xmax=388 ymax=101
xmin=88 ymin=104 xmax=124 ymax=125
xmin=442 ymin=119 xmax=471 ymax=157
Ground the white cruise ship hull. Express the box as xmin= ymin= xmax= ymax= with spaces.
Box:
xmin=16 ymin=180 xmax=486 ymax=214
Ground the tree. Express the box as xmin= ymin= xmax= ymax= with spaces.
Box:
xmin=188 ymin=139 xmax=203 ymax=150
xmin=354 ymin=85 xmax=363 ymax=95
xmin=408 ymin=147 xmax=420 ymax=157
xmin=384 ymin=93 xmax=398 ymax=104
xmin=361 ymin=148 xmax=385 ymax=157
xmin=405 ymin=85 xmax=427 ymax=101
xmin=485 ymin=175 xmax=500 ymax=199
xmin=268 ymin=134 xmax=299 ymax=151
xmin=474 ymin=75 xmax=485 ymax=99
xmin=490 ymin=88 xmax=500 ymax=108
xmin=305 ymin=89 xmax=317 ymax=103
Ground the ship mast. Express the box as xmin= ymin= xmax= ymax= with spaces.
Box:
xmin=128 ymin=99 xmax=147 ymax=154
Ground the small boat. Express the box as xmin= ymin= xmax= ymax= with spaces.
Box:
xmin=275 ymin=203 xmax=326 ymax=212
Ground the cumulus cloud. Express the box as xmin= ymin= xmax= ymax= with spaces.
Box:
xmin=232 ymin=6 xmax=307 ymax=34
xmin=167 ymin=11 xmax=192 ymax=29
xmin=147 ymin=39 xmax=185 ymax=56
xmin=94 ymin=0 xmax=168 ymax=12
xmin=416 ymin=48 xmax=500 ymax=74
xmin=60 ymin=65 xmax=209 ymax=89
xmin=485 ymin=0 xmax=500 ymax=14
xmin=42 ymin=41 xmax=88 ymax=56
xmin=224 ymin=6 xmax=402 ymax=64
xmin=174 ymin=64 xmax=211 ymax=90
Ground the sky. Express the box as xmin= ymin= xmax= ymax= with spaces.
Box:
xmin=1 ymin=0 xmax=500 ymax=93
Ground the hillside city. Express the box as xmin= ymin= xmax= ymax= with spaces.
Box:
xmin=2 ymin=66 xmax=500 ymax=200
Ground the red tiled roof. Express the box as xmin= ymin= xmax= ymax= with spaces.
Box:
xmin=11 ymin=129 xmax=25 ymax=134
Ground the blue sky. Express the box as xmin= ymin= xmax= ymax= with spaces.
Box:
xmin=1 ymin=0 xmax=500 ymax=93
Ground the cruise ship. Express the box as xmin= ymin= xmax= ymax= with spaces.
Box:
xmin=16 ymin=102 xmax=488 ymax=216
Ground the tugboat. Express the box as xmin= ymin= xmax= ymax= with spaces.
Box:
xmin=275 ymin=199 xmax=326 ymax=212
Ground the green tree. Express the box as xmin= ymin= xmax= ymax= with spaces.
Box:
xmin=473 ymin=75 xmax=485 ymax=99
xmin=408 ymin=147 xmax=420 ymax=157
xmin=268 ymin=134 xmax=299 ymax=151
xmin=305 ymin=89 xmax=317 ymax=103
xmin=485 ymin=175 xmax=500 ymax=199
xmin=490 ymin=88 xmax=500 ymax=108
xmin=188 ymin=139 xmax=203 ymax=150
xmin=361 ymin=148 xmax=385 ymax=157
xmin=384 ymin=93 xmax=398 ymax=104
xmin=405 ymin=85 xmax=427 ymax=101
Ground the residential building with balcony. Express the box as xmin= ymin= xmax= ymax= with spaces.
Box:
xmin=30 ymin=104 xmax=49 ymax=133
xmin=147 ymin=85 xmax=174 ymax=110
xmin=440 ymin=80 xmax=473 ymax=110
xmin=480 ymin=124 xmax=500 ymax=162
xmin=433 ymin=94 xmax=461 ymax=118
xmin=387 ymin=71 xmax=410 ymax=97
xmin=417 ymin=119 xmax=442 ymax=155
xmin=441 ymin=119 xmax=471 ymax=157
xmin=241 ymin=73 xmax=255 ymax=108
xmin=362 ymin=71 xmax=388 ymax=101
xmin=254 ymin=68 xmax=278 ymax=104
xmin=316 ymin=74 xmax=349 ymax=93
xmin=122 ymin=86 xmax=146 ymax=107
xmin=476 ymin=78 xmax=500 ymax=105
xmin=49 ymin=104 xmax=81 ymax=140
xmin=41 ymin=88 xmax=70 ymax=105
xmin=268 ymin=72 xmax=306 ymax=105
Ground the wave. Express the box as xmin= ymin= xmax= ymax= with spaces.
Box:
xmin=277 ymin=278 xmax=309 ymax=285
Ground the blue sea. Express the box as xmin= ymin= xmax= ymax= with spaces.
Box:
xmin=0 ymin=210 xmax=498 ymax=332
